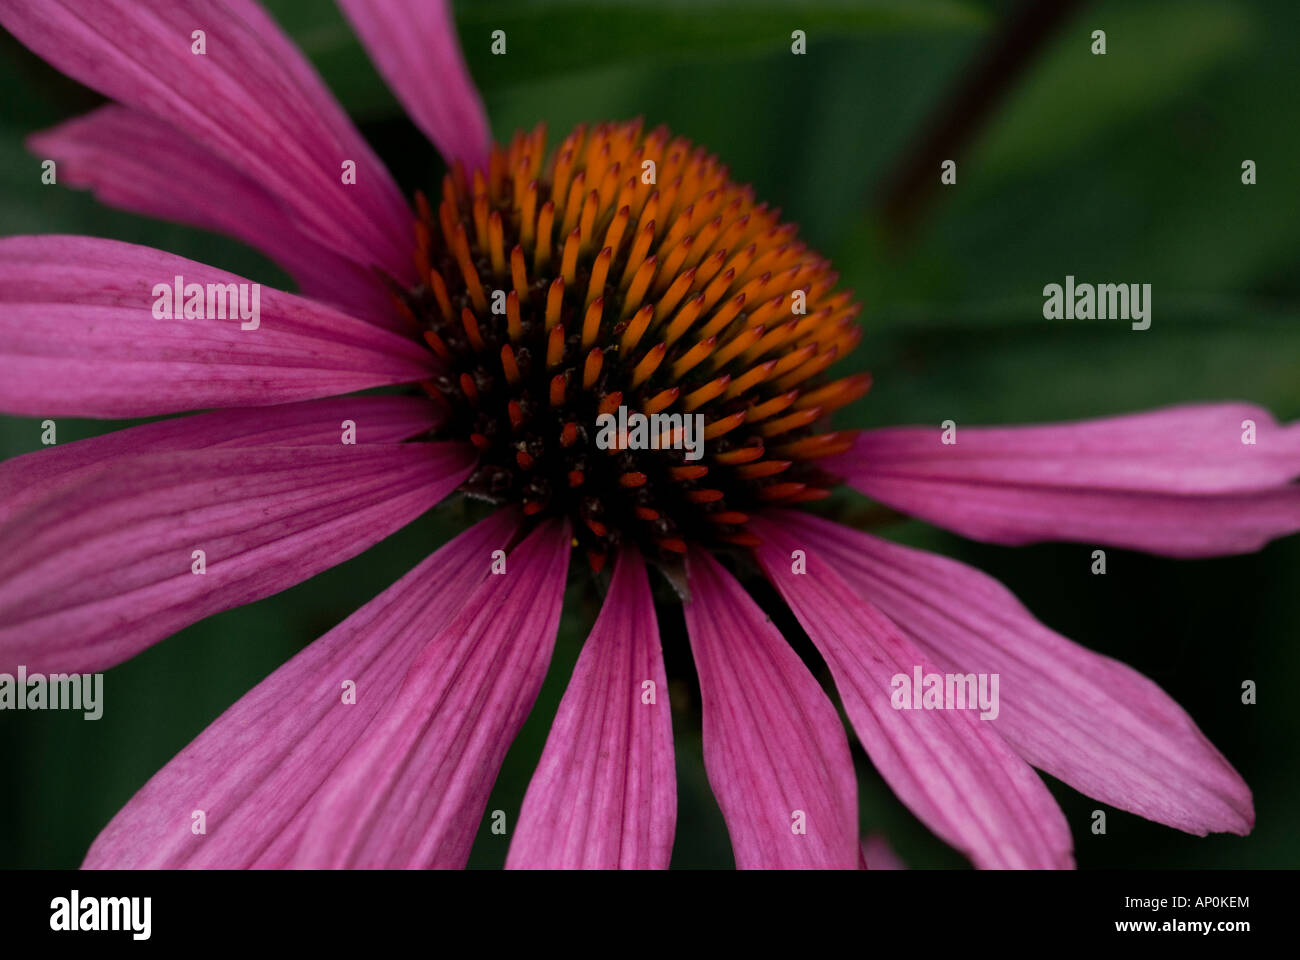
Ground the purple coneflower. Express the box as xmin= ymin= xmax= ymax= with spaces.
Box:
xmin=1 ymin=0 xmax=1296 ymax=870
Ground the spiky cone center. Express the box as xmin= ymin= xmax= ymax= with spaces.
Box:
xmin=402 ymin=119 xmax=870 ymax=569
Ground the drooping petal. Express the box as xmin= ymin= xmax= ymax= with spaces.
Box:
xmin=752 ymin=518 xmax=1074 ymax=869
xmin=683 ymin=549 xmax=858 ymax=869
xmin=0 ymin=394 xmax=440 ymax=523
xmin=779 ymin=510 xmax=1253 ymax=837
xmin=507 ymin=548 xmax=675 ymax=869
xmin=82 ymin=508 xmax=520 ymax=869
xmin=337 ymin=0 xmax=490 ymax=172
xmin=0 ymin=0 xmax=416 ymax=280
xmin=0 ymin=442 xmax=475 ymax=673
xmin=0 ymin=235 xmax=433 ymax=417
xmin=291 ymin=518 xmax=571 ymax=868
xmin=29 ymin=106 xmax=400 ymax=326
xmin=831 ymin=404 xmax=1300 ymax=557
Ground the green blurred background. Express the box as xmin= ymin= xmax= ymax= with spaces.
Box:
xmin=1 ymin=0 xmax=1296 ymax=868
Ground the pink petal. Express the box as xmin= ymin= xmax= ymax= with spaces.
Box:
xmin=0 ymin=0 xmax=416 ymax=280
xmin=29 ymin=106 xmax=400 ymax=327
xmin=0 ymin=442 xmax=475 ymax=673
xmin=507 ymin=548 xmax=675 ymax=869
xmin=780 ymin=510 xmax=1253 ymax=837
xmin=843 ymin=404 xmax=1300 ymax=492
xmin=82 ymin=508 xmax=520 ymax=869
xmin=861 ymin=833 xmax=906 ymax=870
xmin=0 ymin=235 xmax=433 ymax=417
xmin=291 ymin=518 xmax=572 ymax=868
xmin=832 ymin=404 xmax=1300 ymax=557
xmin=0 ymin=394 xmax=440 ymax=523
xmin=338 ymin=0 xmax=490 ymax=172
xmin=683 ymin=549 xmax=858 ymax=869
xmin=752 ymin=517 xmax=1074 ymax=869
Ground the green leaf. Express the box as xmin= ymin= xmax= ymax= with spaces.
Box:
xmin=860 ymin=0 xmax=1300 ymax=310
xmin=973 ymin=1 xmax=1250 ymax=178
xmin=834 ymin=302 xmax=1300 ymax=431
xmin=262 ymin=0 xmax=986 ymax=119
xmin=454 ymin=0 xmax=987 ymax=92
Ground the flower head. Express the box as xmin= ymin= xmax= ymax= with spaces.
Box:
xmin=411 ymin=120 xmax=866 ymax=564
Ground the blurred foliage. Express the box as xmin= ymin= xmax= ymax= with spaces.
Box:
xmin=0 ymin=0 xmax=1296 ymax=869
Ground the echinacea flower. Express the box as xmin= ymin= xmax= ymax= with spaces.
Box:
xmin=1 ymin=0 xmax=1297 ymax=870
